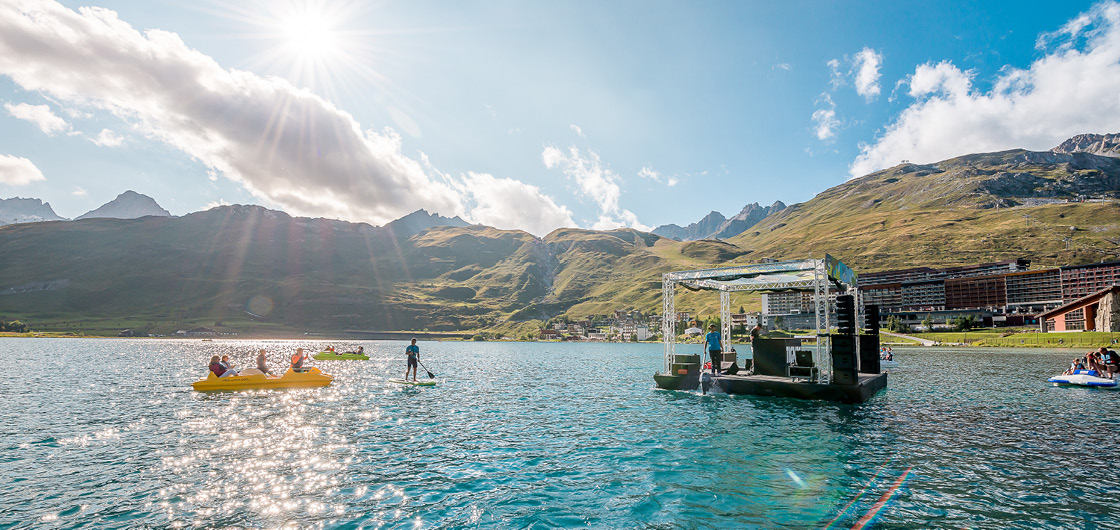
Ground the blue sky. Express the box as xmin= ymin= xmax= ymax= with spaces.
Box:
xmin=0 ymin=0 xmax=1114 ymax=235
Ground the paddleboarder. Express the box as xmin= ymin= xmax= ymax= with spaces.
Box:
xmin=405 ymin=339 xmax=420 ymax=382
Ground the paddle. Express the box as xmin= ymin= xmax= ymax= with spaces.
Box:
xmin=417 ymin=359 xmax=435 ymax=379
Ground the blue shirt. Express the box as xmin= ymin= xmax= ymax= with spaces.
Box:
xmin=406 ymin=344 xmax=419 ymax=358
xmin=705 ymin=331 xmax=722 ymax=351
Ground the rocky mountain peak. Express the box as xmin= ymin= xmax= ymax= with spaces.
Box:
xmin=0 ymin=197 xmax=66 ymax=226
xmin=76 ymin=190 xmax=171 ymax=220
xmin=1052 ymin=133 xmax=1120 ymax=157
xmin=385 ymin=209 xmax=470 ymax=238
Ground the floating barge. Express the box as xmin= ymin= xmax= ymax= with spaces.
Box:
xmin=654 ymin=255 xmax=887 ymax=404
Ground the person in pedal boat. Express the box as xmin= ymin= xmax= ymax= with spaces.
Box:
xmin=405 ymin=339 xmax=420 ymax=382
xmin=209 ymin=355 xmax=237 ymax=378
xmin=219 ymin=355 xmax=239 ymax=376
xmin=1086 ymin=350 xmax=1109 ymax=377
xmin=256 ymin=349 xmax=275 ymax=376
xmin=291 ymin=348 xmax=309 ymax=372
xmin=1099 ymin=347 xmax=1119 ymax=379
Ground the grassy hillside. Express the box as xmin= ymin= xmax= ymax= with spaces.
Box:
xmin=2 ymin=146 xmax=1118 ymax=336
xmin=729 ymin=150 xmax=1120 ymax=270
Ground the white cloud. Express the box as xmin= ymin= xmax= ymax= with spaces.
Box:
xmin=827 ymin=59 xmax=843 ymax=89
xmin=637 ymin=165 xmax=676 ymax=186
xmin=774 ymin=63 xmax=791 ymax=71
xmin=570 ymin=124 xmax=585 ymax=137
xmin=0 ymin=1 xmax=474 ymax=226
xmin=4 ymin=102 xmax=68 ymax=135
xmin=542 ymin=145 xmax=652 ymax=232
xmin=853 ymin=47 xmax=883 ymax=100
xmin=907 ymin=61 xmax=972 ymax=98
xmin=72 ymin=186 xmax=87 ymax=196
xmin=811 ymin=93 xmax=838 ymax=141
xmin=0 ymin=154 xmax=46 ymax=185
xmin=457 ymin=172 xmax=575 ymax=236
xmin=90 ymin=128 xmax=123 ymax=147
xmin=204 ymin=199 xmax=231 ymax=209
xmin=207 ymin=169 xmax=219 ymax=182
xmin=850 ymin=1 xmax=1120 ymax=178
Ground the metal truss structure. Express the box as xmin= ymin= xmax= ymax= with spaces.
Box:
xmin=660 ymin=256 xmax=858 ymax=384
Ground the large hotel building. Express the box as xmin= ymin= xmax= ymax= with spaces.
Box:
xmin=761 ymin=258 xmax=1120 ymax=331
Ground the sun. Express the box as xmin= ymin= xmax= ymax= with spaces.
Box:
xmin=207 ymin=0 xmax=377 ymax=99
xmin=279 ymin=8 xmax=341 ymax=62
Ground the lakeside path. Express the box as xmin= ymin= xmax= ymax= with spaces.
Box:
xmin=882 ymin=330 xmax=938 ymax=346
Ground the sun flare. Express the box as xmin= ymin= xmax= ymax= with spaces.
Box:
xmin=280 ymin=9 xmax=341 ymax=60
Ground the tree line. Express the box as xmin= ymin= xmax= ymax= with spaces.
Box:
xmin=0 ymin=320 xmax=29 ymax=333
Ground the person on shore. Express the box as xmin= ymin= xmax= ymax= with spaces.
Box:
xmin=705 ymin=325 xmax=722 ymax=374
xmin=750 ymin=323 xmax=762 ymax=343
xmin=405 ymin=339 xmax=420 ymax=381
xmin=291 ymin=348 xmax=309 ymax=372
xmin=209 ymin=355 xmax=236 ymax=378
xmin=256 ymin=349 xmax=274 ymax=376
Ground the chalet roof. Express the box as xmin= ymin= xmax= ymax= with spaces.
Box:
xmin=1038 ymin=285 xmax=1120 ymax=320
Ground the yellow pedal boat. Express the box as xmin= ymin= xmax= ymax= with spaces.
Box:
xmin=191 ymin=367 xmax=333 ymax=391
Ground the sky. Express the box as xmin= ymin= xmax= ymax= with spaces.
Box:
xmin=0 ymin=0 xmax=1117 ymax=236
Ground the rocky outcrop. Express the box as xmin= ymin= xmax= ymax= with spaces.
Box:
xmin=653 ymin=202 xmax=787 ymax=241
xmin=1096 ymin=291 xmax=1120 ymax=333
xmin=1052 ymin=133 xmax=1120 ymax=158
xmin=710 ymin=201 xmax=787 ymax=239
xmin=0 ymin=197 xmax=66 ymax=225
xmin=652 ymin=211 xmax=727 ymax=241
xmin=385 ymin=209 xmax=470 ymax=239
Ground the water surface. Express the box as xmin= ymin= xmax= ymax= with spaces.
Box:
xmin=0 ymin=339 xmax=1116 ymax=529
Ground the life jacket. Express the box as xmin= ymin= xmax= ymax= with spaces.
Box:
xmin=291 ymin=353 xmax=303 ymax=367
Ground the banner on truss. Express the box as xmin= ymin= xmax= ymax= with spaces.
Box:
xmin=825 ymin=253 xmax=856 ymax=287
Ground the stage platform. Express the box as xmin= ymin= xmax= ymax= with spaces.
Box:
xmin=713 ymin=372 xmax=887 ymax=404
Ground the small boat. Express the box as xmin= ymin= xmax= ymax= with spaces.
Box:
xmin=1048 ymin=369 xmax=1118 ymax=389
xmin=311 ymin=351 xmax=369 ymax=360
xmin=191 ymin=367 xmax=333 ymax=391
xmin=880 ymin=359 xmax=899 ymax=368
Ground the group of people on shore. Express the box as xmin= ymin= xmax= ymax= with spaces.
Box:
xmin=1062 ymin=346 xmax=1120 ymax=378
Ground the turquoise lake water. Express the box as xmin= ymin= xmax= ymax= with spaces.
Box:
xmin=1 ymin=338 xmax=1118 ymax=529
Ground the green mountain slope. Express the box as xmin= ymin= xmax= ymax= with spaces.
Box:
xmin=3 ymin=144 xmax=1119 ymax=336
xmin=729 ymin=149 xmax=1120 ymax=270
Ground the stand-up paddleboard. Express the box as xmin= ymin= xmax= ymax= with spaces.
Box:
xmin=389 ymin=378 xmax=436 ymax=386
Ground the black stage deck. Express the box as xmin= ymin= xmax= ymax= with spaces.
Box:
xmin=713 ymin=372 xmax=887 ymax=403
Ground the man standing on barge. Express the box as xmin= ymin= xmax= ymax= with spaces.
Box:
xmin=705 ymin=324 xmax=722 ymax=374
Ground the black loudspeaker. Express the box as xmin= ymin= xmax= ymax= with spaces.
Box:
xmin=724 ymin=363 xmax=739 ymax=375
xmin=836 ymin=294 xmax=856 ymax=335
xmin=865 ymin=304 xmax=880 ymax=334
xmin=831 ymin=334 xmax=858 ymax=385
xmin=859 ymin=334 xmax=881 ymax=374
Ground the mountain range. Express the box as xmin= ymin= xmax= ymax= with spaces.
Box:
xmin=652 ymin=201 xmax=788 ymax=241
xmin=1 ymin=133 xmax=1119 ymax=336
